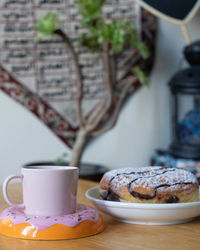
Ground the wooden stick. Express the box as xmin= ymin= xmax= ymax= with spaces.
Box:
xmin=92 ymin=76 xmax=138 ymax=137
xmin=54 ymin=29 xmax=84 ymax=128
xmin=86 ymin=41 xmax=113 ymax=132
xmin=181 ymin=24 xmax=191 ymax=45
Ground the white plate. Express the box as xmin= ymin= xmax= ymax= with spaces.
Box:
xmin=86 ymin=186 xmax=200 ymax=225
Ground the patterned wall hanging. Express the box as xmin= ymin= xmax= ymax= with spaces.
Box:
xmin=0 ymin=0 xmax=157 ymax=149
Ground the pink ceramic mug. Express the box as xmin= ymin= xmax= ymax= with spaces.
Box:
xmin=3 ymin=165 xmax=79 ymax=216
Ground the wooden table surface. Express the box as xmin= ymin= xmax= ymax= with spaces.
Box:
xmin=0 ymin=179 xmax=199 ymax=250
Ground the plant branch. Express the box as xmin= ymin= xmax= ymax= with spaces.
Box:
xmin=91 ymin=76 xmax=138 ymax=137
xmin=85 ymin=40 xmax=113 ymax=132
xmin=86 ymin=99 xmax=107 ymax=127
xmin=54 ymin=29 xmax=84 ymax=128
xmin=86 ymin=98 xmax=108 ymax=132
xmin=117 ymin=48 xmax=139 ymax=69
xmin=102 ymin=40 xmax=113 ymax=108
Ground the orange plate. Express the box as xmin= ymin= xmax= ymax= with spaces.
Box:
xmin=0 ymin=215 xmax=104 ymax=240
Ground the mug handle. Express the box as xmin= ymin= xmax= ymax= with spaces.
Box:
xmin=3 ymin=175 xmax=25 ymax=209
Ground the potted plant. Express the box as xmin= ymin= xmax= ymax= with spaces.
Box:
xmin=32 ymin=0 xmax=152 ymax=179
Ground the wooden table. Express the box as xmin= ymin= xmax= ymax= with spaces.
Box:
xmin=0 ymin=180 xmax=199 ymax=250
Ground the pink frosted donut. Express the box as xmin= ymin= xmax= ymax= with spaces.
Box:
xmin=0 ymin=204 xmax=104 ymax=240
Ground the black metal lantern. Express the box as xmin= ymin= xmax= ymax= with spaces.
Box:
xmin=169 ymin=41 xmax=200 ymax=160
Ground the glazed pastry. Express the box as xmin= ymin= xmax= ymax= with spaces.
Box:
xmin=99 ymin=167 xmax=199 ymax=203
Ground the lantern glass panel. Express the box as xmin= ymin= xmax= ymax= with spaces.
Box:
xmin=176 ymin=93 xmax=200 ymax=145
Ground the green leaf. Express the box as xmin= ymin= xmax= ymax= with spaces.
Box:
xmin=132 ymin=67 xmax=149 ymax=86
xmin=77 ymin=0 xmax=105 ymax=26
xmin=35 ymin=12 xmax=61 ymax=41
xmin=77 ymin=1 xmax=151 ymax=60
xmin=55 ymin=152 xmax=68 ymax=165
xmin=137 ymin=42 xmax=150 ymax=59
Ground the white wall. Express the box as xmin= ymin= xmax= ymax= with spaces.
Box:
xmin=0 ymin=12 xmax=200 ymax=184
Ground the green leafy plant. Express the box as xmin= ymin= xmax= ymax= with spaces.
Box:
xmin=76 ymin=0 xmax=106 ymax=26
xmin=55 ymin=152 xmax=68 ymax=165
xmin=35 ymin=12 xmax=61 ymax=41
xmin=132 ymin=67 xmax=149 ymax=86
xmin=35 ymin=0 xmax=150 ymax=167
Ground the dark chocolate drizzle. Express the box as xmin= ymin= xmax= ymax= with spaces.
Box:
xmin=102 ymin=190 xmax=120 ymax=201
xmin=104 ymin=167 xmax=194 ymax=202
xmin=128 ymin=182 xmax=193 ymax=200
xmin=165 ymin=195 xmax=179 ymax=203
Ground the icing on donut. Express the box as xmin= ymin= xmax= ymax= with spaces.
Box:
xmin=0 ymin=204 xmax=98 ymax=229
xmin=0 ymin=204 xmax=104 ymax=240
xmin=100 ymin=167 xmax=199 ymax=202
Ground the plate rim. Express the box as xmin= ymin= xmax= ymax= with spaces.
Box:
xmin=86 ymin=186 xmax=200 ymax=210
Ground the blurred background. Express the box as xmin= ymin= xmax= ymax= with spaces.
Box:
xmin=0 ymin=2 xmax=200 ymax=184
